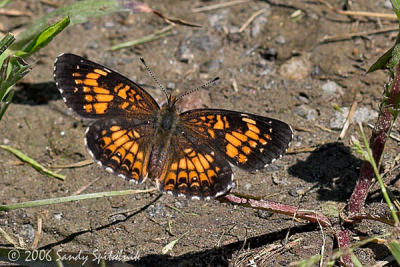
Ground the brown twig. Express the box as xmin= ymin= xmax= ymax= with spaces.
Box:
xmin=40 ymin=0 xmax=61 ymax=7
xmin=0 ymin=9 xmax=32 ymax=17
xmin=49 ymin=159 xmax=93 ymax=169
xmin=320 ymin=27 xmax=399 ymax=43
xmin=315 ymin=123 xmax=333 ymax=133
xmin=72 ymin=177 xmax=101 ymax=195
xmin=239 ymin=9 xmax=266 ymax=32
xmin=294 ymin=126 xmax=313 ymax=132
xmin=316 ymin=0 xmax=397 ymax=20
xmin=192 ymin=0 xmax=249 ymax=13
xmin=31 ymin=217 xmax=43 ymax=250
xmin=152 ymin=10 xmax=201 ymax=27
xmin=339 ymin=100 xmax=357 ymax=140
xmin=0 ymin=227 xmax=18 ymax=247
xmin=286 ymin=147 xmax=317 ymax=154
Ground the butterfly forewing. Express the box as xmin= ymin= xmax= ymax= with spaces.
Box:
xmin=180 ymin=109 xmax=293 ymax=170
xmin=54 ymin=53 xmax=159 ymax=118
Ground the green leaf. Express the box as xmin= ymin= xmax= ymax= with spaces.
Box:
xmin=0 ymin=56 xmax=30 ymax=120
xmin=12 ymin=0 xmax=133 ymax=50
xmin=320 ymin=201 xmax=339 ymax=217
xmin=391 ymin=0 xmax=400 ymax=20
xmin=15 ymin=16 xmax=70 ymax=58
xmin=351 ymin=253 xmax=363 ymax=267
xmin=368 ymin=46 xmax=394 ymax=73
xmin=162 ymin=232 xmax=188 ymax=255
xmin=388 ymin=240 xmax=400 ymax=265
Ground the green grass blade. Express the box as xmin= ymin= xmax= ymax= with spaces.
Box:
xmin=15 ymin=16 xmax=70 ymax=58
xmin=0 ymin=145 xmax=65 ymax=180
xmin=12 ymin=0 xmax=132 ymax=50
xmin=0 ymin=33 xmax=15 ymax=56
xmin=0 ymin=89 xmax=13 ymax=120
xmin=388 ymin=240 xmax=400 ymax=264
xmin=0 ymin=0 xmax=14 ymax=9
xmin=0 ymin=188 xmax=156 ymax=211
xmin=109 ymin=25 xmax=174 ymax=51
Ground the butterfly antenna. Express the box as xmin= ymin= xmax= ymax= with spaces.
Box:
xmin=140 ymin=58 xmax=169 ymax=100
xmin=175 ymin=77 xmax=220 ymax=103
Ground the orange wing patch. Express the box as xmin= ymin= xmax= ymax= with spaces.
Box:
xmin=86 ymin=121 xmax=151 ymax=183
xmin=221 ymin=117 xmax=270 ymax=163
xmin=161 ymin=148 xmax=223 ymax=199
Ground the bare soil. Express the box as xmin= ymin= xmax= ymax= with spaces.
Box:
xmin=1 ymin=0 xmax=399 ymax=266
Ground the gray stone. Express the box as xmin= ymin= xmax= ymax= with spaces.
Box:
xmin=200 ymin=59 xmax=220 ymax=73
xmin=275 ymin=35 xmax=286 ymax=45
xmin=250 ymin=10 xmax=270 ymax=37
xmin=321 ymin=81 xmax=342 ymax=95
xmin=294 ymin=105 xmax=317 ymax=120
xmin=147 ymin=203 xmax=165 ymax=218
xmin=104 ymin=22 xmax=115 ymax=28
xmin=208 ymin=10 xmax=229 ymax=31
xmin=330 ymin=106 xmax=379 ymax=129
xmin=257 ymin=210 xmax=273 ymax=219
xmin=174 ymin=200 xmax=187 ymax=209
xmin=177 ymin=32 xmax=220 ymax=63
xmin=279 ymin=55 xmax=312 ymax=80
xmin=109 ymin=214 xmax=127 ymax=223
xmin=383 ymin=0 xmax=392 ymax=9
xmin=20 ymin=224 xmax=35 ymax=243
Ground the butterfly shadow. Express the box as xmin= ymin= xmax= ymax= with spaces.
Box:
xmin=12 ymin=82 xmax=61 ymax=105
xmin=288 ymin=142 xmax=362 ymax=202
xmin=130 ymin=223 xmax=318 ymax=267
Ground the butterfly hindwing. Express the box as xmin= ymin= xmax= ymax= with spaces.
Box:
xmin=158 ymin=133 xmax=233 ymax=199
xmin=54 ymin=53 xmax=159 ymax=118
xmin=181 ymin=109 xmax=293 ymax=170
xmin=85 ymin=117 xmax=153 ymax=183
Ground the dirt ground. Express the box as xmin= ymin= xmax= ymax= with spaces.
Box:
xmin=1 ymin=0 xmax=400 ymax=266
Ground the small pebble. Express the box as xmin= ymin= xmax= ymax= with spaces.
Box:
xmin=294 ymin=105 xmax=317 ymax=120
xmin=104 ymin=22 xmax=115 ymax=28
xmin=257 ymin=210 xmax=273 ymax=219
xmin=279 ymin=55 xmax=312 ymax=80
xmin=109 ymin=214 xmax=127 ymax=223
xmin=250 ymin=10 xmax=270 ymax=37
xmin=321 ymin=81 xmax=342 ymax=95
xmin=174 ymin=200 xmax=187 ymax=209
xmin=275 ymin=35 xmax=286 ymax=45
xmin=54 ymin=213 xmax=62 ymax=220
xmin=20 ymin=224 xmax=35 ymax=243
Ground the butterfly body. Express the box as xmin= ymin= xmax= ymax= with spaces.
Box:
xmin=54 ymin=53 xmax=293 ymax=200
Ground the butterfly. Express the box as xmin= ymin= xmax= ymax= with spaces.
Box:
xmin=54 ymin=53 xmax=293 ymax=200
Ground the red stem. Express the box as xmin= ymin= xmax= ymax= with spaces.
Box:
xmin=335 ymin=230 xmax=353 ymax=267
xmin=348 ymin=63 xmax=400 ymax=214
xmin=219 ymin=194 xmax=332 ymax=227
